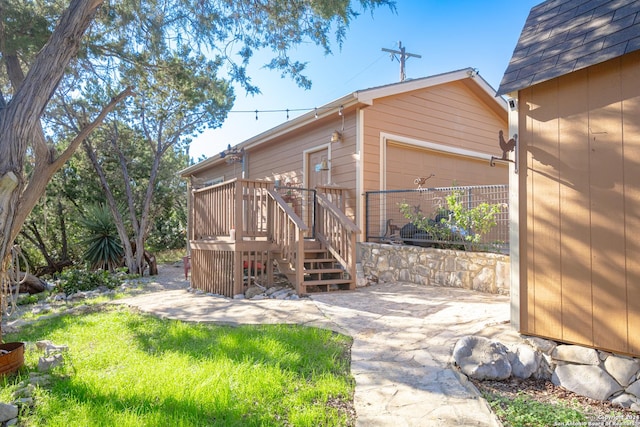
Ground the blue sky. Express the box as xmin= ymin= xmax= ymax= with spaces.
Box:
xmin=189 ymin=0 xmax=541 ymax=161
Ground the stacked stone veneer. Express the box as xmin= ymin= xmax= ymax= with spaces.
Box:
xmin=453 ymin=335 xmax=640 ymax=411
xmin=358 ymin=243 xmax=510 ymax=295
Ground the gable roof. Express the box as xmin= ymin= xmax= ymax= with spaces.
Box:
xmin=181 ymin=68 xmax=506 ymax=176
xmin=497 ymin=0 xmax=640 ymax=96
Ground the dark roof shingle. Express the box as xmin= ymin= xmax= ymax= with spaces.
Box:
xmin=497 ymin=0 xmax=640 ymax=95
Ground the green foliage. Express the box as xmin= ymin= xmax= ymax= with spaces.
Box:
xmin=398 ymin=188 xmax=503 ymax=251
xmin=2 ymin=308 xmax=355 ymax=426
xmin=445 ymin=189 xmax=503 ymax=245
xmin=398 ymin=202 xmax=456 ymax=243
xmin=78 ymin=204 xmax=124 ymax=271
xmin=55 ymin=268 xmax=123 ymax=295
xmin=484 ymin=391 xmax=587 ymax=427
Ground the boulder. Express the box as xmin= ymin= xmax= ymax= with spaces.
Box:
xmin=0 ymin=403 xmax=18 ymax=422
xmin=452 ymin=336 xmax=511 ymax=380
xmin=552 ymin=364 xmax=623 ymax=401
xmin=552 ymin=345 xmax=599 ymax=365
xmin=508 ymin=344 xmax=540 ymax=379
xmin=603 ymin=354 xmax=640 ymax=387
xmin=626 ymin=378 xmax=640 ymax=398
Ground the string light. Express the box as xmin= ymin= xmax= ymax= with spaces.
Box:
xmin=227 ymin=106 xmax=340 ymax=120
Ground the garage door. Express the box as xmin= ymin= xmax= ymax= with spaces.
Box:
xmin=385 ymin=141 xmax=507 ymax=190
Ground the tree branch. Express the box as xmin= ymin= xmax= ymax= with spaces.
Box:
xmin=11 ymin=86 xmax=133 ymax=242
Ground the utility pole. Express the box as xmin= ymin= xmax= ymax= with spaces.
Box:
xmin=381 ymin=41 xmax=422 ymax=82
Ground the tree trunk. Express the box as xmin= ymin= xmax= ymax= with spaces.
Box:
xmin=0 ymin=0 xmax=105 ymax=342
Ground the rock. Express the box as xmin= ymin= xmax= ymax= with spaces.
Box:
xmin=508 ymin=344 xmax=540 ymax=379
xmin=525 ymin=336 xmax=557 ymax=354
xmin=244 ymin=286 xmax=264 ymax=299
xmin=452 ymin=336 xmax=511 ymax=380
xmin=552 ymin=364 xmax=623 ymax=401
xmin=603 ymin=354 xmax=640 ymax=387
xmin=232 ymin=294 xmax=245 ymax=300
xmin=626 ymin=378 xmax=640 ymax=398
xmin=265 ymin=287 xmax=282 ymax=296
xmin=552 ymin=345 xmax=599 ymax=365
xmin=610 ymin=392 xmax=639 ymax=409
xmin=36 ymin=340 xmax=53 ymax=351
xmin=0 ymin=403 xmax=18 ymax=422
xmin=38 ymin=354 xmax=64 ymax=372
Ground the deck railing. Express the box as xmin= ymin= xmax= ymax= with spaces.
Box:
xmin=315 ymin=193 xmax=359 ymax=285
xmin=267 ymin=189 xmax=307 ymax=294
xmin=192 ymin=179 xmax=237 ymax=240
xmin=190 ymin=179 xmax=355 ymax=296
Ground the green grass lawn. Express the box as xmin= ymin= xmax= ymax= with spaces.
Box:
xmin=1 ymin=307 xmax=354 ymax=426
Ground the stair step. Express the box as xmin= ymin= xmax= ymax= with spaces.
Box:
xmin=302 ymin=278 xmax=352 ymax=286
xmin=304 ymin=258 xmax=334 ymax=263
xmin=304 ymin=268 xmax=344 ymax=274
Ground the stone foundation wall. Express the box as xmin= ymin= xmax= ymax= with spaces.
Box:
xmin=358 ymin=243 xmax=510 ymax=295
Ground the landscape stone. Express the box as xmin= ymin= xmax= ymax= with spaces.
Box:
xmin=0 ymin=403 xmax=18 ymax=422
xmin=552 ymin=364 xmax=623 ymax=401
xmin=507 ymin=344 xmax=539 ymax=379
xmin=552 ymin=345 xmax=599 ymax=365
xmin=610 ymin=392 xmax=639 ymax=409
xmin=603 ymin=354 xmax=640 ymax=387
xmin=452 ymin=336 xmax=511 ymax=380
xmin=625 ymin=378 xmax=640 ymax=398
xmin=244 ymin=285 xmax=264 ymax=299
xmin=38 ymin=354 xmax=64 ymax=372
xmin=525 ymin=336 xmax=557 ymax=354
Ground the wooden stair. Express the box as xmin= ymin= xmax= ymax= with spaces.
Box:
xmin=274 ymin=240 xmax=354 ymax=295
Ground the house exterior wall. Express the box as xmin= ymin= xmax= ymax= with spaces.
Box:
xmin=360 ymin=80 xmax=509 ymax=193
xmin=518 ymin=51 xmax=640 ymax=356
xmin=190 ymin=110 xmax=360 ymax=220
xmin=247 ymin=112 xmax=359 ymax=220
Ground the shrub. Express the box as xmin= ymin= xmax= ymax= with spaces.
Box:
xmin=79 ymin=204 xmax=124 ymax=271
xmin=56 ymin=268 xmax=122 ymax=295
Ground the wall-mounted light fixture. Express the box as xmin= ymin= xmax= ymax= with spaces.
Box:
xmin=330 ymin=105 xmax=345 ymax=143
xmin=219 ymin=144 xmax=245 ymax=164
xmin=330 ymin=131 xmax=342 ymax=143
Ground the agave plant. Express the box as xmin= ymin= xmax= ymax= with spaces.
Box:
xmin=79 ymin=204 xmax=124 ymax=271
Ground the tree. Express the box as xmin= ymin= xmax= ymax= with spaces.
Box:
xmin=0 ymin=0 xmax=395 ymax=336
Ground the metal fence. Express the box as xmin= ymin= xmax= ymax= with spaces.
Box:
xmin=365 ymin=185 xmax=509 ymax=253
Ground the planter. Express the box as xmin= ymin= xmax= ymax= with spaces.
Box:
xmin=0 ymin=342 xmax=25 ymax=376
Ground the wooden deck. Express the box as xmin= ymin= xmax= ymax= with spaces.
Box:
xmin=189 ymin=179 xmax=358 ymax=297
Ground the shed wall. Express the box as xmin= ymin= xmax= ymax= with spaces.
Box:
xmin=519 ymin=51 xmax=640 ymax=356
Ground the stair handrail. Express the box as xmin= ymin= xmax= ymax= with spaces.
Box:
xmin=315 ymin=193 xmax=360 ymax=284
xmin=267 ymin=189 xmax=308 ymax=294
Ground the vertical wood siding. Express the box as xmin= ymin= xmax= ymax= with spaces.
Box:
xmin=519 ymin=51 xmax=640 ymax=356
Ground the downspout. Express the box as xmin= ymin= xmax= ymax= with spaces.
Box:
xmin=507 ymin=93 xmax=520 ymax=331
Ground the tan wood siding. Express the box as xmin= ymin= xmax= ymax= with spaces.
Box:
xmin=622 ymin=52 xmax=640 ymax=355
xmin=386 ymin=142 xmax=507 ymax=189
xmin=519 ymin=51 xmax=640 ymax=356
xmin=243 ymin=113 xmax=358 ymax=220
xmin=361 ymin=81 xmax=508 ymax=194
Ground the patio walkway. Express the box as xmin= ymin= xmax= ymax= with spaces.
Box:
xmin=116 ymin=266 xmax=515 ymax=426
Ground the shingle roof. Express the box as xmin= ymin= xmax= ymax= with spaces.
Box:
xmin=497 ymin=0 xmax=640 ymax=96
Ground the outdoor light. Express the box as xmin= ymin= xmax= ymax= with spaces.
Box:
xmin=220 ymin=145 xmax=244 ymax=164
xmin=330 ymin=131 xmax=342 ymax=143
